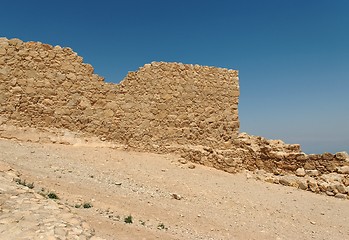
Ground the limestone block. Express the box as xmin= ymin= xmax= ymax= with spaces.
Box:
xmin=66 ymin=73 xmax=77 ymax=80
xmin=308 ymin=179 xmax=319 ymax=193
xmin=308 ymin=154 xmax=321 ymax=160
xmin=279 ymin=175 xmax=299 ymax=187
xmin=322 ymin=152 xmax=334 ymax=160
xmin=0 ymin=67 xmax=10 ymax=76
xmin=337 ymin=166 xmax=349 ymax=174
xmin=306 ymin=169 xmax=320 ymax=177
xmin=295 ymin=168 xmax=306 ymax=177
xmin=8 ymin=38 xmax=23 ymax=46
xmin=0 ymin=48 xmax=6 ymax=55
xmin=296 ymin=178 xmax=308 ymax=190
xmin=335 ymin=152 xmax=349 ymax=161
xmin=11 ymin=86 xmax=22 ymax=94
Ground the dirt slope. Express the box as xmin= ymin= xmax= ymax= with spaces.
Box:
xmin=0 ymin=137 xmax=348 ymax=240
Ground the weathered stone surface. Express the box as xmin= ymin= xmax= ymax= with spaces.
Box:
xmin=0 ymin=38 xmax=239 ymax=151
xmin=0 ymin=47 xmax=6 ymax=55
xmin=322 ymin=152 xmax=334 ymax=160
xmin=295 ymin=168 xmax=306 ymax=177
xmin=306 ymin=170 xmax=319 ymax=177
xmin=279 ymin=176 xmax=299 ymax=187
xmin=296 ymin=178 xmax=308 ymax=190
xmin=308 ymin=179 xmax=319 ymax=193
xmin=335 ymin=152 xmax=349 ymax=161
xmin=0 ymin=165 xmax=99 ymax=239
xmin=337 ymin=166 xmax=349 ymax=174
xmin=335 ymin=193 xmax=347 ymax=199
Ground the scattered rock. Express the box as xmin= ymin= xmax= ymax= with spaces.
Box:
xmin=317 ymin=181 xmax=329 ymax=192
xmin=171 ymin=193 xmax=182 ymax=200
xmin=279 ymin=176 xmax=298 ymax=187
xmin=295 ymin=168 xmax=306 ymax=177
xmin=188 ymin=164 xmax=196 ymax=169
xmin=335 ymin=193 xmax=347 ymax=199
xmin=264 ymin=175 xmax=277 ymax=184
xmin=178 ymin=158 xmax=188 ymax=164
xmin=326 ymin=191 xmax=335 ymax=196
xmin=305 ymin=170 xmax=319 ymax=177
xmin=308 ymin=179 xmax=319 ymax=193
xmin=334 ymin=184 xmax=347 ymax=194
xmin=296 ymin=178 xmax=308 ymax=190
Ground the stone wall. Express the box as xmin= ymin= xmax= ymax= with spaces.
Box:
xmin=0 ymin=37 xmax=240 ymax=150
xmin=1 ymin=37 xmax=348 ymax=187
xmin=180 ymin=133 xmax=349 ymax=175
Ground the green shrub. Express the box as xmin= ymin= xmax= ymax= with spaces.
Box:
xmin=124 ymin=215 xmax=133 ymax=224
xmin=83 ymin=202 xmax=92 ymax=208
xmin=47 ymin=192 xmax=59 ymax=199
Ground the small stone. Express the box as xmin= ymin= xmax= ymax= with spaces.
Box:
xmin=264 ymin=176 xmax=276 ymax=184
xmin=279 ymin=176 xmax=299 ymax=187
xmin=308 ymin=179 xmax=319 ymax=193
xmin=188 ymin=164 xmax=196 ymax=169
xmin=296 ymin=178 xmax=308 ymax=190
xmin=172 ymin=193 xmax=182 ymax=200
xmin=334 ymin=184 xmax=347 ymax=194
xmin=178 ymin=158 xmax=188 ymax=164
xmin=335 ymin=193 xmax=347 ymax=199
xmin=326 ymin=191 xmax=335 ymax=196
xmin=295 ymin=168 xmax=306 ymax=177
xmin=306 ymin=170 xmax=319 ymax=177
xmin=255 ymin=169 xmax=267 ymax=175
xmin=317 ymin=181 xmax=329 ymax=192
xmin=310 ymin=221 xmax=316 ymax=225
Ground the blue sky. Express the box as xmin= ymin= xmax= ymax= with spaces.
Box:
xmin=1 ymin=0 xmax=348 ymax=153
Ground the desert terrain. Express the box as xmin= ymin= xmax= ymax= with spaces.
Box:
xmin=0 ymin=127 xmax=348 ymax=240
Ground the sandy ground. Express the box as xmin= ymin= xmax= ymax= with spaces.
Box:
xmin=1 ymin=136 xmax=349 ymax=240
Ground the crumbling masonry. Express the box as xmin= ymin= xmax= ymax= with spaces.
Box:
xmin=1 ymin=37 xmax=349 ymax=198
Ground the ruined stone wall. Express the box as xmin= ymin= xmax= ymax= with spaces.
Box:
xmin=118 ymin=62 xmax=239 ymax=148
xmin=2 ymin=37 xmax=347 ymax=189
xmin=0 ymin=37 xmax=240 ymax=150
xmin=180 ymin=133 xmax=349 ymax=175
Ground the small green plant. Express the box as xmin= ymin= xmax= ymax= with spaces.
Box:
xmin=14 ymin=178 xmax=34 ymax=189
xmin=47 ymin=192 xmax=59 ymax=199
xmin=83 ymin=202 xmax=92 ymax=208
xmin=124 ymin=215 xmax=133 ymax=224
